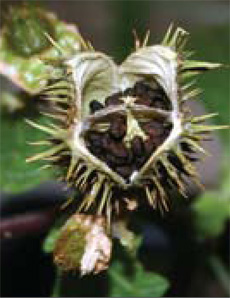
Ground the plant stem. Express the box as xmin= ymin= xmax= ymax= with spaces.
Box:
xmin=208 ymin=255 xmax=230 ymax=296
xmin=52 ymin=267 xmax=62 ymax=297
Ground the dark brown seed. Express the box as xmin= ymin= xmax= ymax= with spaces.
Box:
xmin=151 ymin=92 xmax=171 ymax=110
xmin=147 ymin=89 xmax=157 ymax=98
xmin=87 ymin=132 xmax=104 ymax=155
xmin=151 ymin=98 xmax=168 ymax=110
xmin=90 ymin=100 xmax=104 ymax=113
xmin=134 ymin=81 xmax=150 ymax=96
xmin=142 ymin=121 xmax=165 ymax=138
xmin=123 ymin=88 xmax=136 ymax=97
xmin=91 ymin=146 xmax=102 ymax=155
xmin=144 ymin=137 xmax=157 ymax=156
xmin=87 ymin=132 xmax=102 ymax=148
xmin=106 ymin=154 xmax=126 ymax=167
xmin=106 ymin=151 xmax=133 ymax=167
xmin=152 ymin=134 xmax=167 ymax=148
xmin=108 ymin=141 xmax=129 ymax=159
xmin=115 ymin=165 xmax=132 ymax=179
xmin=131 ymin=136 xmax=145 ymax=156
xmin=135 ymin=155 xmax=147 ymax=168
xmin=135 ymin=97 xmax=152 ymax=107
xmin=127 ymin=150 xmax=134 ymax=164
xmin=101 ymin=133 xmax=111 ymax=150
xmin=109 ymin=116 xmax=126 ymax=140
xmin=105 ymin=92 xmax=123 ymax=107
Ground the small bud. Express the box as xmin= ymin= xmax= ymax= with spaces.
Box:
xmin=54 ymin=213 xmax=112 ymax=275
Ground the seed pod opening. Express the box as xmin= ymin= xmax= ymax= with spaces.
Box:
xmin=27 ymin=25 xmax=227 ymax=217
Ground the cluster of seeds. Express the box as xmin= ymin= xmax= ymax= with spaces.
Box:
xmin=86 ymin=81 xmax=172 ymax=182
xmin=90 ymin=81 xmax=172 ymax=112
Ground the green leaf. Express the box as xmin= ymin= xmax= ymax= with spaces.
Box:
xmin=0 ymin=5 xmax=81 ymax=94
xmin=192 ymin=191 xmax=229 ymax=239
xmin=109 ymin=261 xmax=169 ymax=297
xmin=0 ymin=113 xmax=53 ymax=193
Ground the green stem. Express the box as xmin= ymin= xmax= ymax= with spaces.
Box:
xmin=208 ymin=255 xmax=230 ymax=296
xmin=51 ymin=267 xmax=62 ymax=297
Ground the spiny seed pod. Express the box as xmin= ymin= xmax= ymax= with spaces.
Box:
xmin=27 ymin=26 xmax=228 ymax=221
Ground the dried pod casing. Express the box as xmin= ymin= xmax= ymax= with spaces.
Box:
xmin=27 ymin=25 xmax=228 ymax=217
xmin=54 ymin=214 xmax=112 ymax=275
